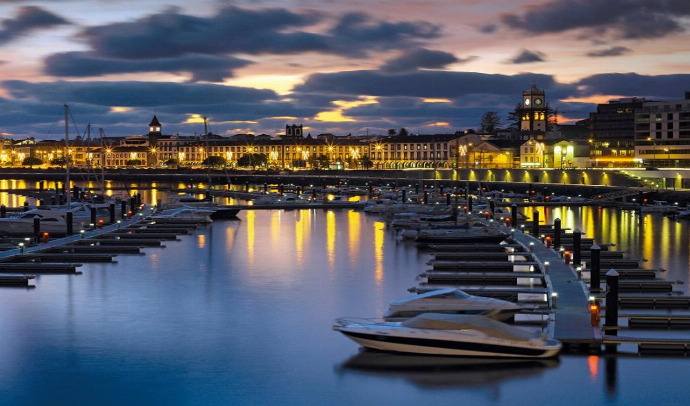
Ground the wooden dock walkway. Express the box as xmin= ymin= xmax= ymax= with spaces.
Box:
xmin=512 ymin=231 xmax=600 ymax=346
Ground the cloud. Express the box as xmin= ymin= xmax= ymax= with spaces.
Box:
xmin=586 ymin=46 xmax=632 ymax=57
xmin=499 ymin=0 xmax=690 ymax=40
xmin=44 ymin=52 xmax=252 ymax=82
xmin=508 ymin=50 xmax=546 ymax=64
xmin=575 ymin=73 xmax=690 ymax=99
xmin=74 ymin=5 xmax=440 ymax=60
xmin=2 ymin=80 xmax=278 ymax=107
xmin=0 ymin=6 xmax=70 ymax=45
xmin=294 ymin=70 xmax=568 ymax=100
xmin=380 ymin=48 xmax=469 ymax=73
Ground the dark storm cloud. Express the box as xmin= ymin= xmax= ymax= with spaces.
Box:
xmin=294 ymin=70 xmax=570 ymax=100
xmin=76 ymin=5 xmax=440 ymax=60
xmin=585 ymin=46 xmax=632 ymax=57
xmin=327 ymin=12 xmax=440 ymax=55
xmin=2 ymin=80 xmax=278 ymax=107
xmin=0 ymin=6 xmax=70 ymax=45
xmin=380 ymin=49 xmax=469 ymax=73
xmin=44 ymin=52 xmax=252 ymax=82
xmin=508 ymin=50 xmax=546 ymax=64
xmin=500 ymin=0 xmax=690 ymax=39
xmin=575 ymin=73 xmax=690 ymax=99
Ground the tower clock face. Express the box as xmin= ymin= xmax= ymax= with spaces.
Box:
xmin=524 ymin=98 xmax=530 ymax=106
xmin=534 ymin=98 xmax=543 ymax=106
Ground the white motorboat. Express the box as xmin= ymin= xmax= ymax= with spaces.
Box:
xmin=414 ymin=226 xmax=509 ymax=244
xmin=151 ymin=206 xmax=214 ymax=223
xmin=384 ymin=288 xmax=525 ymax=322
xmin=0 ymin=204 xmax=107 ymax=236
xmin=640 ymin=200 xmax=678 ymax=214
xmin=334 ymin=313 xmax=562 ymax=358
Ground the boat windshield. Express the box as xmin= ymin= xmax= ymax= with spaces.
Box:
xmin=401 ymin=314 xmax=535 ymax=341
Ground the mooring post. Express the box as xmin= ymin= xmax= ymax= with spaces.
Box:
xmin=554 ymin=218 xmax=562 ymax=249
xmin=33 ymin=215 xmax=40 ymax=242
xmin=120 ymin=200 xmax=127 ymax=219
xmin=532 ymin=210 xmax=539 ymax=236
xmin=401 ymin=189 xmax=406 ymax=203
xmin=130 ymin=197 xmax=136 ymax=214
xmin=423 ymin=191 xmax=428 ymax=205
xmin=23 ymin=201 xmax=29 ymax=212
xmin=90 ymin=207 xmax=97 ymax=224
xmin=0 ymin=204 xmax=5 ymax=218
xmin=489 ymin=200 xmax=495 ymax=214
xmin=605 ymin=269 xmax=620 ymax=353
xmin=109 ymin=203 xmax=115 ymax=224
xmin=66 ymin=211 xmax=73 ymax=235
xmin=440 ymin=185 xmax=445 ymax=194
xmin=590 ymin=244 xmax=601 ymax=292
xmin=511 ymin=203 xmax=518 ymax=229
xmin=573 ymin=228 xmax=582 ymax=267
xmin=446 ymin=193 xmax=451 ymax=206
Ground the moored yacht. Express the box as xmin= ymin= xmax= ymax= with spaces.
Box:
xmin=384 ymin=288 xmax=524 ymax=321
xmin=334 ymin=313 xmax=562 ymax=358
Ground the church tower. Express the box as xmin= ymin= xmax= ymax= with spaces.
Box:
xmin=284 ymin=124 xmax=303 ymax=139
xmin=520 ymin=84 xmax=547 ymax=133
xmin=149 ymin=115 xmax=162 ymax=136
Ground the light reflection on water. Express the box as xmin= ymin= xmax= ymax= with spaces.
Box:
xmin=0 ymin=192 xmax=690 ymax=404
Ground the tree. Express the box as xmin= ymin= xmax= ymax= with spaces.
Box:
xmin=360 ymin=155 xmax=373 ymax=170
xmin=480 ymin=111 xmax=501 ymax=134
xmin=125 ymin=159 xmax=143 ymax=166
xmin=236 ymin=153 xmax=267 ymax=168
xmin=51 ymin=157 xmax=66 ymax=167
xmin=309 ymin=154 xmax=330 ymax=170
xmin=387 ymin=129 xmax=397 ymax=137
xmin=398 ymin=128 xmax=409 ymax=137
xmin=164 ymin=158 xmax=179 ymax=167
xmin=202 ymin=155 xmax=227 ymax=167
xmin=23 ymin=157 xmax=43 ymax=168
xmin=507 ymin=103 xmax=523 ymax=130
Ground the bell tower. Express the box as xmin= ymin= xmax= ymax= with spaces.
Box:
xmin=520 ymin=84 xmax=546 ymax=133
xmin=149 ymin=115 xmax=162 ymax=136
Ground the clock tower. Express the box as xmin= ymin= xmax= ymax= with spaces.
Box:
xmin=520 ymin=84 xmax=546 ymax=133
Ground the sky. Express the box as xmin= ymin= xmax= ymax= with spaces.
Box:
xmin=0 ymin=0 xmax=689 ymax=139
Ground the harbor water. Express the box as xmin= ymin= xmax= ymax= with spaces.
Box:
xmin=1 ymin=199 xmax=690 ymax=405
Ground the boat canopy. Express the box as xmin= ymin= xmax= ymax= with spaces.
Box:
xmin=389 ymin=288 xmax=471 ymax=305
xmin=400 ymin=313 xmax=536 ymax=342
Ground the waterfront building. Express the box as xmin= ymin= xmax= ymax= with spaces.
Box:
xmin=589 ymin=97 xmax=646 ymax=168
xmin=635 ymin=92 xmax=690 ymax=167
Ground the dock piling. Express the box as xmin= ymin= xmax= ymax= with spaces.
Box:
xmin=606 ymin=269 xmax=620 ymax=353
xmin=511 ymin=203 xmax=518 ymax=228
xmin=532 ymin=210 xmax=539 ymax=236
xmin=66 ymin=211 xmax=73 ymax=235
xmin=0 ymin=205 xmax=5 ymax=218
xmin=591 ymin=244 xmax=601 ymax=292
xmin=554 ymin=218 xmax=561 ymax=249
xmin=120 ymin=200 xmax=127 ymax=219
xmin=109 ymin=203 xmax=115 ymax=224
xmin=573 ymin=228 xmax=582 ymax=266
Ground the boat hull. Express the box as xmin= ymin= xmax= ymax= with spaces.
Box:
xmin=339 ymin=329 xmax=560 ymax=358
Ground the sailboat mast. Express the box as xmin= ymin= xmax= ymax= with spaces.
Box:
xmin=99 ymin=128 xmax=106 ymax=198
xmin=204 ymin=116 xmax=211 ymax=186
xmin=64 ymin=104 xmax=71 ymax=206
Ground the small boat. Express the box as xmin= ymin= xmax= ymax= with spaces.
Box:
xmin=334 ymin=313 xmax=562 ymax=358
xmin=384 ymin=288 xmax=525 ymax=321
xmin=0 ymin=204 xmax=109 ymax=236
xmin=151 ymin=206 xmax=214 ymax=223
xmin=640 ymin=201 xmax=678 ymax=214
xmin=414 ymin=226 xmax=509 ymax=244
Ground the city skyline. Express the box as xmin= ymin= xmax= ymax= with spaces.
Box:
xmin=0 ymin=0 xmax=689 ymax=139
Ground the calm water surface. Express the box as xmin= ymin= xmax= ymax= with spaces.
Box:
xmin=1 ymin=202 xmax=690 ymax=405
